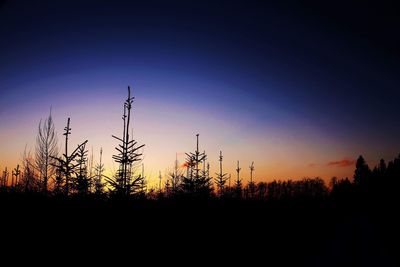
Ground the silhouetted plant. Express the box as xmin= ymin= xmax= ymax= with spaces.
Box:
xmin=181 ymin=134 xmax=212 ymax=198
xmin=87 ymin=147 xmax=94 ymax=193
xmin=12 ymin=165 xmax=20 ymax=189
xmin=93 ymin=148 xmax=106 ymax=195
xmin=354 ymin=155 xmax=371 ymax=188
xmin=51 ymin=118 xmax=88 ymax=195
xmin=74 ymin=141 xmax=90 ymax=195
xmin=20 ymin=147 xmax=38 ymax=192
xmin=164 ymin=178 xmax=171 ymax=197
xmin=330 ymin=177 xmax=353 ymax=199
xmin=247 ymin=161 xmax=256 ymax=198
xmin=234 ymin=161 xmax=243 ymax=198
xmin=1 ymin=167 xmax=9 ymax=188
xmin=168 ymin=156 xmax=183 ymax=196
xmin=107 ymin=86 xmax=145 ymax=197
xmin=215 ymin=150 xmax=228 ymax=196
xmin=257 ymin=182 xmax=267 ymax=200
xmin=35 ymin=108 xmax=58 ymax=194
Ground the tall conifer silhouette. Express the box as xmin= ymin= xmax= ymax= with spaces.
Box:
xmin=107 ymin=86 xmax=145 ymax=197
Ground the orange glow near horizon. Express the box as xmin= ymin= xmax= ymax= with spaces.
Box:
xmin=1 ymin=81 xmax=397 ymax=190
xmin=0 ymin=92 xmax=383 ymax=189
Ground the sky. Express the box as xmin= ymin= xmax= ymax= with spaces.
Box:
xmin=0 ymin=0 xmax=399 ymax=187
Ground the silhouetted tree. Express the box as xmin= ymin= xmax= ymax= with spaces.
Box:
xmin=168 ymin=155 xmax=183 ymax=196
xmin=1 ymin=167 xmax=9 ymax=188
xmin=257 ymin=182 xmax=267 ymax=200
xmin=51 ymin=118 xmax=88 ymax=195
xmin=108 ymin=86 xmax=145 ymax=197
xmin=164 ymin=178 xmax=171 ymax=197
xmin=354 ymin=155 xmax=371 ymax=188
xmin=74 ymin=141 xmax=90 ymax=195
xmin=88 ymin=147 xmax=94 ymax=193
xmin=35 ymin=108 xmax=58 ymax=194
xmin=214 ymin=151 xmax=228 ymax=196
xmin=181 ymin=134 xmax=212 ymax=198
xmin=93 ymin=148 xmax=106 ymax=195
xmin=12 ymin=165 xmax=20 ymax=189
xmin=137 ymin=164 xmax=147 ymax=197
xmin=247 ymin=162 xmax=256 ymax=198
xmin=234 ymin=161 xmax=243 ymax=198
xmin=21 ymin=147 xmax=37 ymax=192
xmin=330 ymin=177 xmax=353 ymax=199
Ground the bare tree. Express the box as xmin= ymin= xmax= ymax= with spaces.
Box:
xmin=35 ymin=108 xmax=58 ymax=194
xmin=21 ymin=146 xmax=37 ymax=192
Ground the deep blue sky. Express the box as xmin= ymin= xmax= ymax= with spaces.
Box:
xmin=0 ymin=0 xmax=399 ymax=180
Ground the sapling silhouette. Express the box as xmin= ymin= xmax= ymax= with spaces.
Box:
xmin=21 ymin=147 xmax=37 ymax=192
xmin=88 ymin=147 xmax=94 ymax=193
xmin=181 ymin=134 xmax=212 ymax=197
xmin=1 ymin=167 xmax=9 ymax=188
xmin=74 ymin=141 xmax=90 ymax=195
xmin=12 ymin=165 xmax=20 ymax=189
xmin=108 ymin=86 xmax=145 ymax=197
xmin=35 ymin=108 xmax=58 ymax=194
xmin=234 ymin=161 xmax=243 ymax=198
xmin=170 ymin=153 xmax=183 ymax=194
xmin=93 ymin=148 xmax=106 ymax=195
xmin=51 ymin=118 xmax=88 ymax=195
xmin=214 ymin=151 xmax=228 ymax=196
xmin=137 ymin=163 xmax=147 ymax=197
xmin=158 ymin=171 xmax=162 ymax=192
xmin=248 ymin=161 xmax=256 ymax=198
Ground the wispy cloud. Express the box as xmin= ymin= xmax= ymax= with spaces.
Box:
xmin=308 ymin=163 xmax=316 ymax=167
xmin=327 ymin=158 xmax=355 ymax=167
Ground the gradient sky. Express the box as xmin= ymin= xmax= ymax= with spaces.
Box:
xmin=0 ymin=0 xmax=399 ymax=187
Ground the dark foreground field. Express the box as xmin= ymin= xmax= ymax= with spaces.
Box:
xmin=1 ymin=193 xmax=398 ymax=266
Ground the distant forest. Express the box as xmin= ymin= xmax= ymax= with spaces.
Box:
xmin=1 ymin=87 xmax=399 ymax=203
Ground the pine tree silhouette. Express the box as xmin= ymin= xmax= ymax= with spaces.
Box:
xmin=51 ymin=118 xmax=88 ymax=195
xmin=93 ymin=148 xmax=106 ymax=195
xmin=107 ymin=86 xmax=145 ymax=197
xmin=248 ymin=161 xmax=256 ymax=198
xmin=354 ymin=155 xmax=371 ymax=188
xmin=74 ymin=141 xmax=90 ymax=195
xmin=234 ymin=161 xmax=243 ymax=198
xmin=181 ymin=134 xmax=212 ymax=197
xmin=214 ymin=150 xmax=228 ymax=197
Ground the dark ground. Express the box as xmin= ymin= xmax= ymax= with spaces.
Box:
xmin=0 ymin=193 xmax=398 ymax=266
